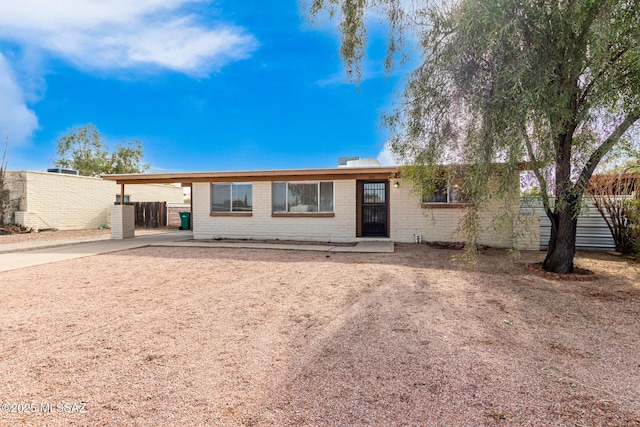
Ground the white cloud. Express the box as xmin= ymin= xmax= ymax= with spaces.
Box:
xmin=0 ymin=54 xmax=39 ymax=145
xmin=376 ymin=143 xmax=397 ymax=166
xmin=315 ymin=61 xmax=385 ymax=86
xmin=314 ymin=69 xmax=347 ymax=87
xmin=0 ymin=0 xmax=258 ymax=75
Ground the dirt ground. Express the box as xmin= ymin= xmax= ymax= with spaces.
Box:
xmin=0 ymin=228 xmax=172 ymax=245
xmin=0 ymin=243 xmax=639 ymax=426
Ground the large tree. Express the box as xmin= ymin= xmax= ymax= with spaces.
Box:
xmin=52 ymin=124 xmax=149 ymax=176
xmin=309 ymin=0 xmax=640 ymax=273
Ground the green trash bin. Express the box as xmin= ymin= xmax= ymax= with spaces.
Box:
xmin=179 ymin=211 xmax=190 ymax=230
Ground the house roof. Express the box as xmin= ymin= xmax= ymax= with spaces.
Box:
xmin=102 ymin=166 xmax=399 ymax=185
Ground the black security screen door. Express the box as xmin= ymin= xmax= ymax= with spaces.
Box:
xmin=362 ymin=182 xmax=388 ymax=237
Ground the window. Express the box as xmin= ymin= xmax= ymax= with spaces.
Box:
xmin=422 ymin=179 xmax=467 ymax=204
xmin=272 ymin=181 xmax=334 ymax=213
xmin=116 ymin=194 xmax=130 ymax=204
xmin=211 ymin=183 xmax=252 ymax=213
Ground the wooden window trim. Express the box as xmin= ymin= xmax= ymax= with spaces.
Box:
xmin=421 ymin=203 xmax=469 ymax=209
xmin=209 ymin=212 xmax=253 ymax=217
xmin=271 ymin=213 xmax=335 ymax=218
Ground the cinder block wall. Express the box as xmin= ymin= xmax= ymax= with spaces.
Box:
xmin=8 ymin=171 xmax=184 ymax=230
xmin=192 ymin=181 xmax=356 ymax=242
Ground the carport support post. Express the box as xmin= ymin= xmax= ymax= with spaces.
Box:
xmin=110 ymin=183 xmax=135 ymax=239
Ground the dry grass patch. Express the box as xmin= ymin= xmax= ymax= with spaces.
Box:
xmin=0 ymin=244 xmax=639 ymax=426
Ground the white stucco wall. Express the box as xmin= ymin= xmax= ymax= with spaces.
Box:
xmin=192 ymin=180 xmax=356 ymax=242
xmin=8 ymin=171 xmax=184 ymax=230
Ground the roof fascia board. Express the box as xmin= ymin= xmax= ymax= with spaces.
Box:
xmin=103 ymin=167 xmax=399 ymax=185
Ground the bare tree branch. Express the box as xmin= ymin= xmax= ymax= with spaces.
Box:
xmin=576 ymin=111 xmax=640 ymax=195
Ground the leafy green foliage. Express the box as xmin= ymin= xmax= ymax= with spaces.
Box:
xmin=309 ymin=0 xmax=640 ymax=272
xmin=110 ymin=140 xmax=148 ymax=175
xmin=609 ymin=147 xmax=640 ymax=174
xmin=52 ymin=124 xmax=149 ymax=176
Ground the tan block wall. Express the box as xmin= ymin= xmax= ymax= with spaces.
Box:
xmin=14 ymin=212 xmax=38 ymax=230
xmin=192 ymin=181 xmax=356 ymax=242
xmin=8 ymin=171 xmax=183 ymax=230
xmin=390 ymin=178 xmax=540 ymax=249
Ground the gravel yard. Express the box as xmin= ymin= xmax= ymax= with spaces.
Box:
xmin=1 ymin=244 xmax=639 ymax=426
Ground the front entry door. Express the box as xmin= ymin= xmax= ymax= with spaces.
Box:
xmin=361 ymin=182 xmax=388 ymax=237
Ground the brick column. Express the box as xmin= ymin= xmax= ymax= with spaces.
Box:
xmin=110 ymin=204 xmax=135 ymax=239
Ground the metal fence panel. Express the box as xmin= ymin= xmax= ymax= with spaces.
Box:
xmin=520 ymin=197 xmax=615 ymax=251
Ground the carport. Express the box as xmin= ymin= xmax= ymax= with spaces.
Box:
xmin=103 ymin=173 xmax=195 ymax=239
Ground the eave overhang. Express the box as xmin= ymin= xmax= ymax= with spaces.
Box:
xmin=102 ymin=167 xmax=399 ymax=185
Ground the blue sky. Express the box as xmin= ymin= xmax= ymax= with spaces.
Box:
xmin=0 ymin=0 xmax=409 ymax=173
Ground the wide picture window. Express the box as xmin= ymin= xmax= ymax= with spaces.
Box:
xmin=272 ymin=181 xmax=333 ymax=213
xmin=211 ymin=183 xmax=252 ymax=213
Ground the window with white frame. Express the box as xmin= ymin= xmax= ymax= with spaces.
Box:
xmin=272 ymin=181 xmax=334 ymax=213
xmin=211 ymin=183 xmax=253 ymax=213
xmin=422 ymin=179 xmax=467 ymax=204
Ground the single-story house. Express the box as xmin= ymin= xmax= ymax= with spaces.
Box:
xmin=103 ymin=159 xmax=539 ymax=249
xmin=5 ymin=170 xmax=184 ymax=230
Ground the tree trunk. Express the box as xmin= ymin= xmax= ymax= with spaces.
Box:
xmin=543 ymin=125 xmax=579 ymax=274
xmin=542 ymin=208 xmax=578 ymax=274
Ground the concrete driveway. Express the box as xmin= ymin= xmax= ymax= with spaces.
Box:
xmin=0 ymin=232 xmax=394 ymax=272
xmin=0 ymin=232 xmax=192 ymax=272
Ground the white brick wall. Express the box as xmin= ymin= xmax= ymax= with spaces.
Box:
xmin=110 ymin=205 xmax=135 ymax=239
xmin=390 ymin=178 xmax=540 ymax=248
xmin=7 ymin=171 xmax=184 ymax=230
xmin=192 ymin=181 xmax=356 ymax=242
xmin=190 ymin=176 xmax=540 ymax=248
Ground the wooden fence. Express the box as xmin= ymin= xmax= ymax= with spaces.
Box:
xmin=134 ymin=202 xmax=166 ymax=228
xmin=167 ymin=203 xmax=191 ymax=228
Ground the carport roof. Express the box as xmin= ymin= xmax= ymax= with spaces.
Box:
xmin=102 ymin=166 xmax=399 ymax=185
